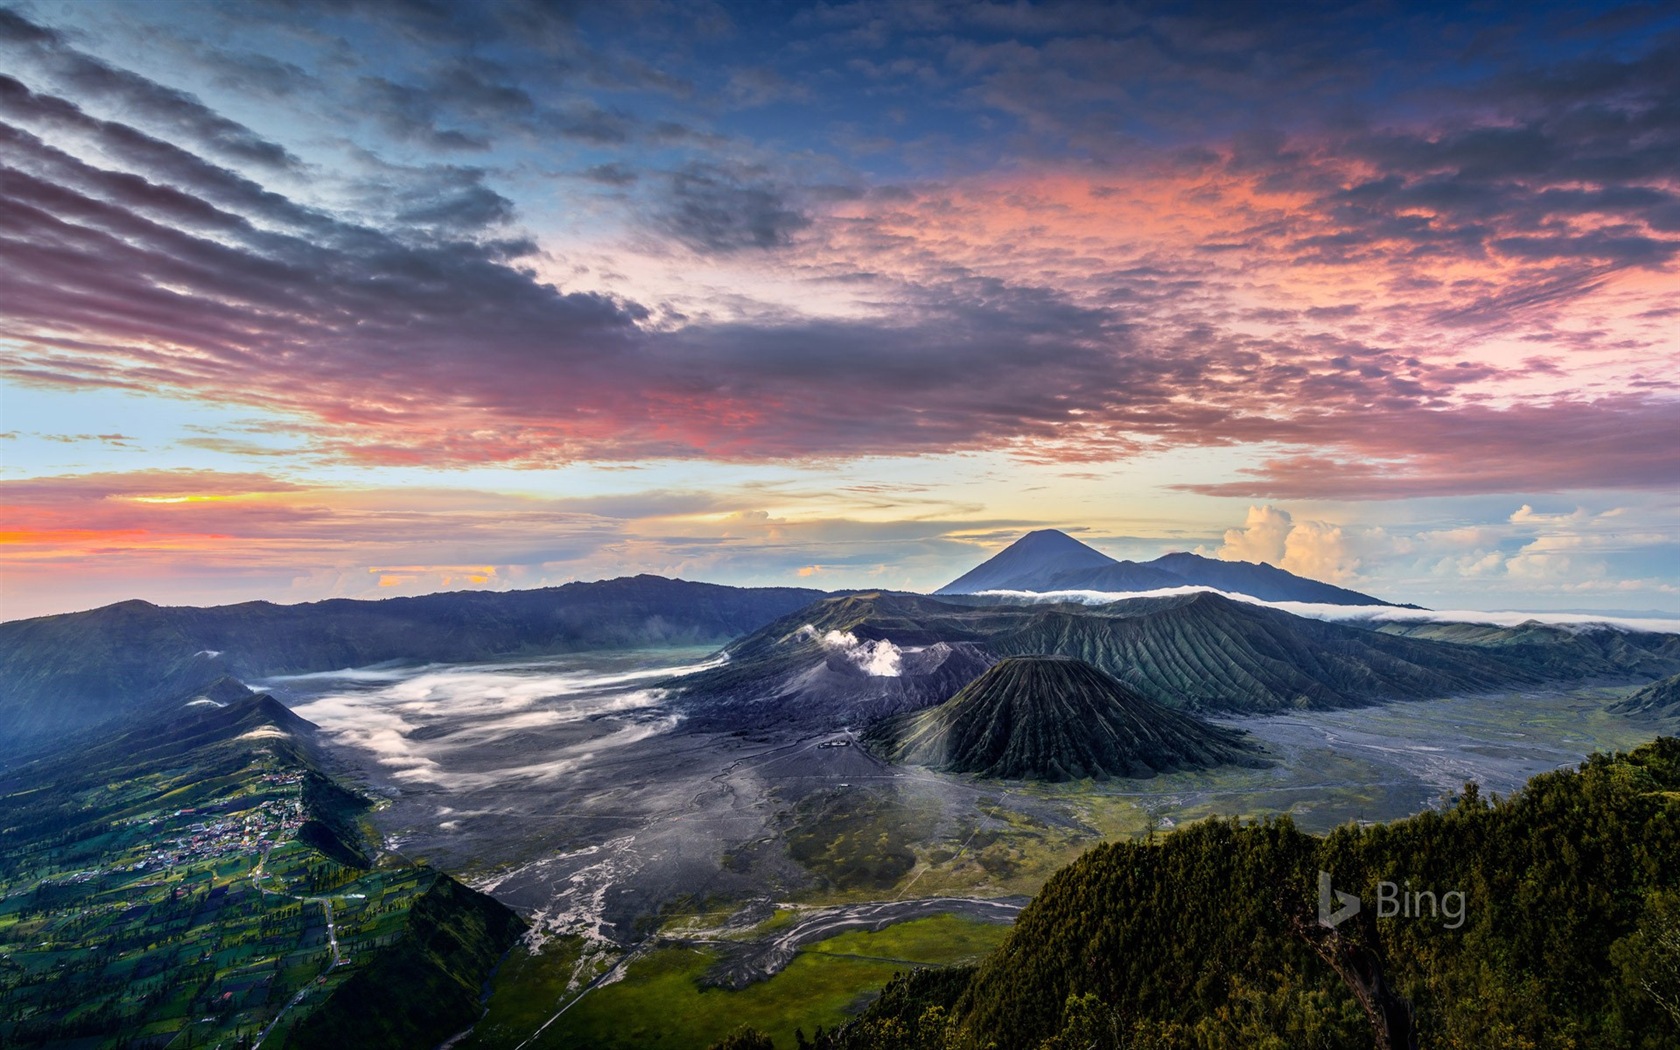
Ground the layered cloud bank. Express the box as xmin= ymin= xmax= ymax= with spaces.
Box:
xmin=976 ymin=587 xmax=1680 ymax=638
xmin=1 ymin=1 xmax=1677 ymax=616
xmin=2 ymin=4 xmax=1676 ymax=485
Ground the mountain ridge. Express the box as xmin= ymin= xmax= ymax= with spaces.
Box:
xmin=1612 ymin=670 xmax=1680 ymax=719
xmin=0 ymin=575 xmax=826 ymax=754
xmin=0 ymin=682 xmax=527 ymax=1047
xmin=667 ymin=587 xmax=1666 ymax=730
xmin=936 ymin=529 xmax=1397 ymax=606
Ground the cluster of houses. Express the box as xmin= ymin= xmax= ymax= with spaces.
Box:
xmin=130 ymin=774 xmax=309 ymax=870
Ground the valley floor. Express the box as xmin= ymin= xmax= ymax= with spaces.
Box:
xmin=260 ymin=652 xmax=1669 ymax=1049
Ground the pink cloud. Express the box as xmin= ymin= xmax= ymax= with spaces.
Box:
xmin=1 ymin=46 xmax=1677 ymax=498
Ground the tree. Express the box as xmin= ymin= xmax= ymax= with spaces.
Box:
xmin=713 ymin=1027 xmax=776 ymax=1050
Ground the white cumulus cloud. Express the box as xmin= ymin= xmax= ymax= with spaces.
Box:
xmin=1217 ymin=505 xmax=1372 ymax=584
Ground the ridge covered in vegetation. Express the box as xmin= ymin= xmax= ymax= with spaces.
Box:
xmin=716 ymin=737 xmax=1680 ymax=1050
xmin=285 ymin=874 xmax=527 ymax=1048
xmin=0 ymin=693 xmax=525 ymax=1048
xmin=1613 ymin=670 xmax=1680 ymax=719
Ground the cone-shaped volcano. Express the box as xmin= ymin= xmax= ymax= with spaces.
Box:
xmin=865 ymin=655 xmax=1262 ymax=780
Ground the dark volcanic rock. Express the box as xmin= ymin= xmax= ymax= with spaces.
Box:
xmin=677 ymin=589 xmax=1566 ymax=727
xmin=864 ymin=655 xmax=1264 ymax=781
xmin=676 ymin=631 xmax=996 ymax=732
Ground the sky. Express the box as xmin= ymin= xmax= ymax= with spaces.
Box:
xmin=1 ymin=0 xmax=1678 ymax=621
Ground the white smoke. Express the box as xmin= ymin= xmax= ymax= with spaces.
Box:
xmin=796 ymin=624 xmax=904 ymax=676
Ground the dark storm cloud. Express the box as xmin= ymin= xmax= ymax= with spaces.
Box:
xmin=1180 ymin=397 xmax=1680 ymax=499
xmin=1275 ymin=31 xmax=1680 ymax=274
xmin=3 ymin=0 xmax=1678 ymax=500
xmin=0 ymin=7 xmax=302 ymax=171
xmin=542 ymin=104 xmax=640 ymax=145
xmin=341 ymin=48 xmax=678 ymax=151
xmin=0 ymin=70 xmax=1225 ymax=467
xmin=248 ymin=0 xmax=694 ymax=94
xmin=580 ymin=162 xmax=639 ymax=186
xmin=0 ymin=4 xmax=564 ymax=248
xmin=655 ymin=163 xmax=812 ymax=253
xmin=259 ymin=0 xmax=572 ymax=49
xmin=355 ymin=76 xmax=493 ymax=151
xmin=50 ymin=0 xmax=700 ymax=167
xmin=195 ymin=48 xmax=315 ymax=99
xmin=351 ymin=56 xmax=651 ymax=150
xmin=391 ymin=175 xmax=517 ymax=231
xmin=0 ymin=75 xmax=641 ymax=388
xmin=0 ymin=73 xmax=339 ymax=241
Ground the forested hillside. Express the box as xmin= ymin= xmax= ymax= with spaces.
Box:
xmin=0 ymin=693 xmax=526 ymax=1047
xmin=715 ymin=738 xmax=1680 ymax=1050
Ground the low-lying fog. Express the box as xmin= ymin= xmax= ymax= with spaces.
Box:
xmin=263 ymin=650 xmax=720 ymax=792
xmin=977 ymin=587 xmax=1680 ymax=635
xmin=256 ymin=648 xmax=1663 ymax=949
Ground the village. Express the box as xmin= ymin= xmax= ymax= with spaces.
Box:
xmin=122 ymin=772 xmax=307 ymax=872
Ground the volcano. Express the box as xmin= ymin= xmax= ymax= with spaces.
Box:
xmin=863 ymin=655 xmax=1264 ymax=781
xmin=936 ymin=529 xmax=1397 ymax=606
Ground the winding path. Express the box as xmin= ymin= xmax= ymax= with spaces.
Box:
xmin=250 ymin=846 xmax=349 ymax=1048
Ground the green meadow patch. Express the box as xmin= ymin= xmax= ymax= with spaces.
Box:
xmin=512 ymin=914 xmax=1010 ymax=1050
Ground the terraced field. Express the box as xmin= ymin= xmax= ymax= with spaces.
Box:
xmin=0 ymin=696 xmax=518 ymax=1049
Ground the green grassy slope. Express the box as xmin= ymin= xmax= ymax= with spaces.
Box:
xmin=987 ymin=592 xmax=1540 ymax=712
xmin=1613 ymin=670 xmax=1680 ymax=718
xmin=0 ymin=694 xmax=524 ymax=1049
xmin=509 ymin=916 xmax=1010 ymax=1050
xmin=1375 ymin=619 xmax=1680 ymax=681
xmin=284 ymin=874 xmax=527 ymax=1048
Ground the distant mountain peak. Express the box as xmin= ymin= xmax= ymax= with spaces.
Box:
xmin=935 ymin=530 xmax=1120 ymax=595
xmin=937 ymin=529 xmax=1400 ymax=606
xmin=1017 ymin=527 xmax=1104 ymax=548
xmin=996 ymin=529 xmax=1118 ymax=566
